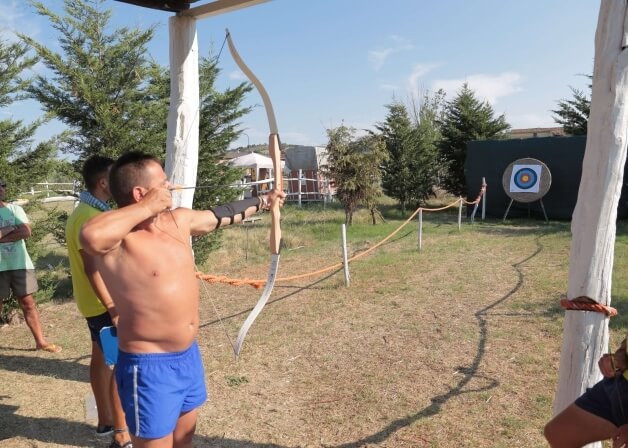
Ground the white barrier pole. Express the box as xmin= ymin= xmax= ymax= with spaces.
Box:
xmin=418 ymin=209 xmax=423 ymax=251
xmin=341 ymin=224 xmax=350 ymax=287
xmin=298 ymin=169 xmax=302 ymax=208
xmin=458 ymin=198 xmax=462 ymax=231
xmin=481 ymin=177 xmax=486 ymax=220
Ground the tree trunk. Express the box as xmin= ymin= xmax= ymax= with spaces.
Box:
xmin=553 ymin=5 xmax=628 ymax=448
xmin=165 ymin=16 xmax=199 ymax=210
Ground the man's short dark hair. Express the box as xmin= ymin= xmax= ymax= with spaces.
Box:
xmin=109 ymin=151 xmax=162 ymax=207
xmin=82 ymin=155 xmax=115 ymax=192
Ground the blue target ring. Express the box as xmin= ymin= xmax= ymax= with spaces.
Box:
xmin=513 ymin=168 xmax=538 ymax=190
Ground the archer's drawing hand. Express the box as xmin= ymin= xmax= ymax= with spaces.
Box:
xmin=613 ymin=423 xmax=628 ymax=448
xmin=141 ymin=187 xmax=172 ymax=215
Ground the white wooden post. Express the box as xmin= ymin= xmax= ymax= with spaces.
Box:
xmin=165 ymin=16 xmax=199 ymax=210
xmin=341 ymin=223 xmax=350 ymax=287
xmin=553 ymin=4 xmax=628 ymax=443
xmin=418 ymin=209 xmax=423 ymax=251
xmin=458 ymin=198 xmax=462 ymax=231
xmin=481 ymin=177 xmax=486 ymax=220
xmin=298 ymin=168 xmax=302 ymax=208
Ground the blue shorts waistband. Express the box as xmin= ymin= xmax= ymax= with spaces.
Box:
xmin=118 ymin=341 xmax=198 ymax=363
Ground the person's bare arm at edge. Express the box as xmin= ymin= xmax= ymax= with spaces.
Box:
xmin=183 ymin=190 xmax=286 ymax=235
xmin=81 ymin=186 xmax=172 ymax=255
xmin=80 ymin=249 xmax=119 ymax=326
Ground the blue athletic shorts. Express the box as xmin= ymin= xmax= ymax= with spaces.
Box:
xmin=575 ymin=375 xmax=628 ymax=426
xmin=115 ymin=341 xmax=207 ymax=439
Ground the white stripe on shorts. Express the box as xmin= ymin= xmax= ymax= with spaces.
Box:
xmin=133 ymin=365 xmax=139 ymax=437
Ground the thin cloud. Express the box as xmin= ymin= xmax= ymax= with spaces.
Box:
xmin=379 ymin=83 xmax=398 ymax=91
xmin=432 ymin=72 xmax=523 ymax=104
xmin=368 ymin=35 xmax=413 ymax=70
xmin=407 ymin=63 xmax=440 ymax=97
xmin=229 ymin=70 xmax=246 ymax=81
xmin=0 ymin=0 xmax=40 ymax=42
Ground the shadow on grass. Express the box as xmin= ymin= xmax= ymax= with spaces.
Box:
xmin=199 ymin=234 xmax=547 ymax=447
xmin=473 ymin=220 xmax=569 ymax=238
xmin=0 ymin=399 xmax=292 ymax=448
xmin=0 ymin=353 xmax=89 ymax=383
xmin=323 ymin=234 xmax=545 ymax=448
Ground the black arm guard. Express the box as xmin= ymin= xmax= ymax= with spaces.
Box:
xmin=210 ymin=197 xmax=260 ymax=229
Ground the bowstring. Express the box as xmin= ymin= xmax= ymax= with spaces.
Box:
xmin=167 ymin=31 xmax=238 ymax=354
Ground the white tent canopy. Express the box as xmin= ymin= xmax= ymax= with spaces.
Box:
xmin=229 ymin=152 xmax=274 ymax=170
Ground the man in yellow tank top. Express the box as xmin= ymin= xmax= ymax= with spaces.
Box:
xmin=65 ymin=156 xmax=131 ymax=448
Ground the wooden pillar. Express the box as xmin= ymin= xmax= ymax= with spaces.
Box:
xmin=553 ymin=3 xmax=628 ymax=439
xmin=165 ymin=15 xmax=199 ymax=210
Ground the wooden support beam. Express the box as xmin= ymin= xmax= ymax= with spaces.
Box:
xmin=180 ymin=0 xmax=270 ymax=19
xmin=114 ymin=0 xmax=198 ymax=13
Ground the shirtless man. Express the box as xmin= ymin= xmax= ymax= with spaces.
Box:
xmin=80 ymin=152 xmax=285 ymax=448
xmin=545 ymin=338 xmax=628 ymax=447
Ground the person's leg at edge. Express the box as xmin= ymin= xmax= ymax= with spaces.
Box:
xmin=129 ymin=433 xmax=173 ymax=448
xmin=110 ymin=366 xmax=132 ymax=447
xmin=126 ymin=410 xmax=197 ymax=448
xmin=17 ymin=293 xmax=50 ymax=349
xmin=544 ymin=403 xmax=617 ymax=448
xmin=90 ymin=341 xmax=113 ymax=430
xmin=172 ymin=409 xmax=198 ymax=448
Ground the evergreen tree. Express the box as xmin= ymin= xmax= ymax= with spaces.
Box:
xmin=22 ymin=0 xmax=167 ymax=162
xmin=377 ymin=92 xmax=443 ymax=213
xmin=0 ymin=38 xmax=47 ymax=196
xmin=439 ymin=83 xmax=510 ymax=196
xmin=377 ymin=101 xmax=414 ymax=213
xmin=322 ymin=125 xmax=387 ymax=225
xmin=552 ymin=85 xmax=590 ymax=135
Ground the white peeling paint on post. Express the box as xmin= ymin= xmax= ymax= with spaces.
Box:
xmin=341 ymin=223 xmax=350 ymax=287
xmin=418 ymin=209 xmax=423 ymax=251
xmin=553 ymin=1 xmax=628 ymax=436
xmin=165 ymin=16 xmax=199 ymax=210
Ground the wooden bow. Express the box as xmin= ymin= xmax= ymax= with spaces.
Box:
xmin=226 ymin=29 xmax=282 ymax=357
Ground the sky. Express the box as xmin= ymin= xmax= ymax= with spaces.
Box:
xmin=0 ymin=0 xmax=600 ymax=150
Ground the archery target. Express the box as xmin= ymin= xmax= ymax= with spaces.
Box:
xmin=502 ymin=158 xmax=551 ymax=203
xmin=510 ymin=164 xmax=541 ymax=193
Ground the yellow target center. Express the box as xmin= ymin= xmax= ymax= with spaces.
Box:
xmin=521 ymin=174 xmax=530 ymax=182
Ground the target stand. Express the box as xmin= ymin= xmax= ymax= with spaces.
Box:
xmin=501 ymin=157 xmax=552 ymax=222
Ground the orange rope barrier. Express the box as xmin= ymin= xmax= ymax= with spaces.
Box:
xmin=560 ymin=296 xmax=618 ymax=317
xmin=195 ymin=182 xmax=486 ymax=288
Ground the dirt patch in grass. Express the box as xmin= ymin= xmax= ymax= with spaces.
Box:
xmin=0 ymin=207 xmax=610 ymax=447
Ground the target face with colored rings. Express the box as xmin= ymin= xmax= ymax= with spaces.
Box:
xmin=502 ymin=158 xmax=551 ymax=203
xmin=513 ymin=167 xmax=538 ymax=190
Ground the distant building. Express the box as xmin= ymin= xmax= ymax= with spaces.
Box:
xmin=283 ymin=145 xmax=335 ymax=202
xmin=508 ymin=127 xmax=565 ymax=139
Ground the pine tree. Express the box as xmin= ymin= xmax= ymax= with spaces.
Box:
xmin=322 ymin=125 xmax=387 ymax=225
xmin=439 ymin=83 xmax=510 ymax=196
xmin=552 ymin=85 xmax=590 ymax=135
xmin=377 ymin=92 xmax=443 ymax=213
xmin=0 ymin=38 xmax=50 ymax=196
xmin=377 ymin=101 xmax=414 ymax=213
xmin=22 ymin=0 xmax=167 ymax=162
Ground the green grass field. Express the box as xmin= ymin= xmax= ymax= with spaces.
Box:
xmin=0 ymin=201 xmax=626 ymax=447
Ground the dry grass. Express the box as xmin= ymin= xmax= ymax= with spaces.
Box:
xmin=1 ymin=203 xmax=626 ymax=447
